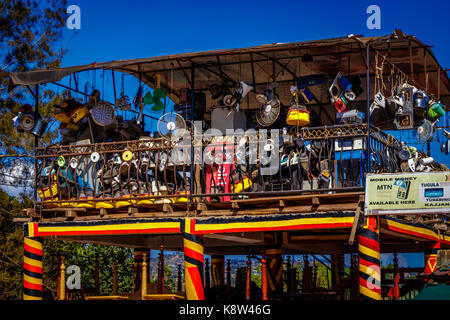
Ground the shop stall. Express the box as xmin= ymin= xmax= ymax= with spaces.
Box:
xmin=8 ymin=30 xmax=450 ymax=300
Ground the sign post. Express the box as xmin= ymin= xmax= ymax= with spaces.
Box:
xmin=365 ymin=172 xmax=450 ymax=215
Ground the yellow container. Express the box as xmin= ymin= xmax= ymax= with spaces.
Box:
xmin=95 ymin=199 xmax=115 ymax=209
xmin=231 ymin=177 xmax=253 ymax=193
xmin=65 ymin=122 xmax=79 ymax=131
xmin=174 ymin=191 xmax=190 ymax=203
xmin=75 ymin=197 xmax=95 ymax=209
xmin=135 ymin=194 xmax=155 ymax=206
xmin=41 ymin=198 xmax=59 ymax=208
xmin=38 ymin=181 xmax=58 ymax=199
xmin=70 ymin=106 xmax=89 ymax=123
xmin=60 ymin=200 xmax=75 ymax=208
xmin=286 ymin=108 xmax=310 ymax=127
xmin=114 ymin=195 xmax=133 ymax=208
xmin=51 ymin=112 xmax=72 ymax=123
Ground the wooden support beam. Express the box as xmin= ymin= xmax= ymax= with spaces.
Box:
xmin=13 ymin=217 xmax=32 ymax=223
xmin=128 ymin=207 xmax=138 ymax=216
xmin=23 ymin=208 xmax=39 ymax=218
xmin=163 ymin=204 xmax=173 ymax=214
xmin=204 ymin=232 xmax=265 ymax=244
xmin=196 ymin=203 xmax=207 ymax=214
xmin=348 ymin=195 xmax=364 ymax=245
xmin=65 ymin=210 xmax=77 ymax=220
xmin=99 ymin=208 xmax=108 ymax=218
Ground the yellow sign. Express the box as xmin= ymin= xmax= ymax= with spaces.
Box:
xmin=365 ymin=172 xmax=450 ymax=215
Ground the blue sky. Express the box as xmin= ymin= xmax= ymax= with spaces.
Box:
xmin=59 ymin=0 xmax=450 ymax=68
xmin=31 ymin=0 xmax=450 ymax=267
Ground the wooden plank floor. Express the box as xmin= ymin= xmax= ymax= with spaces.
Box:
xmin=29 ymin=192 xmax=364 ymax=222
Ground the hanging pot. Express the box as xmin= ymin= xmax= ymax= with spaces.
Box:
xmin=31 ymin=118 xmax=48 ymax=137
xmin=428 ymin=101 xmax=446 ymax=122
xmin=286 ymin=106 xmax=310 ymax=127
xmin=413 ymin=93 xmax=427 ymax=108
xmin=397 ymin=149 xmax=410 ymax=161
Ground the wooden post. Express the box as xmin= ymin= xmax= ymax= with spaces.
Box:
xmin=134 ymin=248 xmax=150 ymax=293
xmin=177 ymin=264 xmax=183 ymax=292
xmin=226 ymin=259 xmax=231 ymax=294
xmin=338 ymin=254 xmax=345 ymax=299
xmin=23 ymin=232 xmax=43 ymax=300
xmin=286 ymin=256 xmax=292 ymax=295
xmin=133 ymin=259 xmax=139 ymax=292
xmin=291 ymin=260 xmax=298 ymax=297
xmin=266 ymin=248 xmax=283 ymax=296
xmin=112 ymin=260 xmax=118 ymax=295
xmin=59 ymin=257 xmax=66 ymax=300
xmin=211 ymin=255 xmax=225 ymax=287
xmin=358 ymin=216 xmax=381 ymax=300
xmin=141 ymin=253 xmax=148 ymax=299
xmin=350 ymin=252 xmax=359 ymax=300
xmin=393 ymin=252 xmax=400 ymax=300
xmin=204 ymin=258 xmax=210 ymax=290
xmin=302 ymin=255 xmax=311 ymax=293
xmin=261 ymin=250 xmax=268 ymax=300
xmin=312 ymin=257 xmax=318 ymax=290
xmin=158 ymin=245 xmax=165 ymax=294
xmin=245 ymin=256 xmax=251 ymax=300
xmin=94 ymin=254 xmax=99 ymax=295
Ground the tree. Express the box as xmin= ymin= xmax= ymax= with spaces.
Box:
xmin=0 ymin=2 xmax=137 ymax=300
xmin=0 ymin=0 xmax=68 ymax=191
xmin=0 ymin=189 xmax=31 ymax=300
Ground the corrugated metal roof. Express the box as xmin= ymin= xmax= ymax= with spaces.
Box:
xmin=7 ymin=30 xmax=450 ymax=110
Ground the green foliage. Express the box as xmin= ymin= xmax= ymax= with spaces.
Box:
xmin=163 ymin=264 xmax=177 ymax=293
xmin=0 ymin=188 xmax=30 ymax=300
xmin=0 ymin=0 xmax=67 ymax=73
xmin=0 ymin=0 xmax=137 ymax=301
xmin=43 ymin=241 xmax=135 ymax=299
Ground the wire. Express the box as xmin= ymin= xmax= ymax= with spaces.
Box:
xmin=0 ymin=182 xmax=32 ymax=187
xmin=0 ymin=154 xmax=35 ymax=159
xmin=0 ymin=172 xmax=33 ymax=180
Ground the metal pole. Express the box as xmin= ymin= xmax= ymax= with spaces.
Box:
xmin=33 ymin=84 xmax=39 ymax=209
xmin=366 ymin=43 xmax=371 ymax=174
xmin=190 ymin=65 xmax=195 ymax=204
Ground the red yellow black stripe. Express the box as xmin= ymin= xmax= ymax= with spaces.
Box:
xmin=183 ymin=219 xmax=205 ymax=300
xmin=191 ymin=212 xmax=355 ymax=234
xmin=23 ymin=236 xmax=43 ymax=300
xmin=380 ymin=217 xmax=450 ymax=245
xmin=358 ymin=216 xmax=381 ymax=300
xmin=25 ymin=219 xmax=181 ymax=237
xmin=23 ymin=215 xmax=449 ymax=244
xmin=424 ymin=241 xmax=440 ymax=274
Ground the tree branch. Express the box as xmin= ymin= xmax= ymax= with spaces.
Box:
xmin=0 ymin=30 xmax=48 ymax=72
